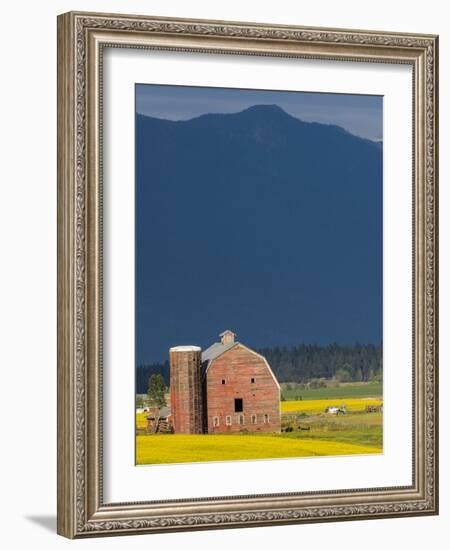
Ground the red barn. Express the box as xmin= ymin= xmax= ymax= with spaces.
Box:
xmin=169 ymin=331 xmax=281 ymax=434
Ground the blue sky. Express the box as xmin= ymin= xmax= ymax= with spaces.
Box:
xmin=136 ymin=84 xmax=383 ymax=142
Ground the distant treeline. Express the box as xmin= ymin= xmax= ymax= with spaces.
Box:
xmin=259 ymin=343 xmax=382 ymax=384
xmin=136 ymin=343 xmax=382 ymax=394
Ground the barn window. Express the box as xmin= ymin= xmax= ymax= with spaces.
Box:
xmin=239 ymin=415 xmax=245 ymax=425
xmin=263 ymin=414 xmax=269 ymax=424
xmin=226 ymin=415 xmax=232 ymax=425
xmin=251 ymin=415 xmax=257 ymax=424
xmin=234 ymin=398 xmax=243 ymax=412
xmin=213 ymin=416 xmax=220 ymax=427
xmin=221 ymin=379 xmax=226 ymax=384
xmin=251 ymin=378 xmax=255 ymax=383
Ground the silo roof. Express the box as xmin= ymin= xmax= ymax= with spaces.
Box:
xmin=169 ymin=345 xmax=201 ymax=352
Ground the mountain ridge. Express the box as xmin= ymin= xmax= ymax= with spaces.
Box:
xmin=136 ymin=104 xmax=383 ymax=364
xmin=136 ymin=104 xmax=381 ymax=145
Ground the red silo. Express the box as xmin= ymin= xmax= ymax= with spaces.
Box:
xmin=169 ymin=346 xmax=203 ymax=434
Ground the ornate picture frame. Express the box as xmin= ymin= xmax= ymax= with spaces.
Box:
xmin=57 ymin=11 xmax=438 ymax=538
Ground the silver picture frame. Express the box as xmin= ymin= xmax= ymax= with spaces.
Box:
xmin=57 ymin=11 xmax=439 ymax=538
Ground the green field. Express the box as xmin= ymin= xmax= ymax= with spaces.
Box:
xmin=280 ymin=412 xmax=383 ymax=448
xmin=281 ymin=382 xmax=382 ymax=401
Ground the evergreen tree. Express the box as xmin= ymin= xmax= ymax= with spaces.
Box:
xmin=147 ymin=373 xmax=167 ymax=415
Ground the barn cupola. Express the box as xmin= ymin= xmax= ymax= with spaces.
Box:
xmin=220 ymin=330 xmax=236 ymax=345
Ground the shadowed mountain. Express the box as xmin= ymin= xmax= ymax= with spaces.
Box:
xmin=135 ymin=105 xmax=383 ymax=364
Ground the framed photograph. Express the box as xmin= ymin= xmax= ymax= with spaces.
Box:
xmin=57 ymin=11 xmax=439 ymax=538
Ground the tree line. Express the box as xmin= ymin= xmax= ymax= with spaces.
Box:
xmin=135 ymin=343 xmax=382 ymax=394
xmin=259 ymin=343 xmax=382 ymax=384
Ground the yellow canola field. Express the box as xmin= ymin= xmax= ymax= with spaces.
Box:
xmin=136 ymin=411 xmax=149 ymax=429
xmin=136 ymin=434 xmax=381 ymax=465
xmin=281 ymin=398 xmax=382 ymax=414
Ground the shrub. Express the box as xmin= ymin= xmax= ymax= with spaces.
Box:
xmin=335 ymin=368 xmax=352 ymax=383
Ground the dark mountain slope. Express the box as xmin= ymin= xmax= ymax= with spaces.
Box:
xmin=135 ymin=105 xmax=383 ymax=364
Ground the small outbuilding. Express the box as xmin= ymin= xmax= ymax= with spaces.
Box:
xmin=146 ymin=406 xmax=173 ymax=433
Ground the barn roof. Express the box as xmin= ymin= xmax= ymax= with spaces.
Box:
xmin=201 ymin=340 xmax=280 ymax=389
xmin=201 ymin=341 xmax=237 ymax=379
xmin=201 ymin=341 xmax=237 ymax=363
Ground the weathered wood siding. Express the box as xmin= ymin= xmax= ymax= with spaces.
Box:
xmin=205 ymin=344 xmax=280 ymax=433
xmin=170 ymin=348 xmax=203 ymax=434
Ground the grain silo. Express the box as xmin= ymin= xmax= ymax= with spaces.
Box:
xmin=169 ymin=345 xmax=203 ymax=434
